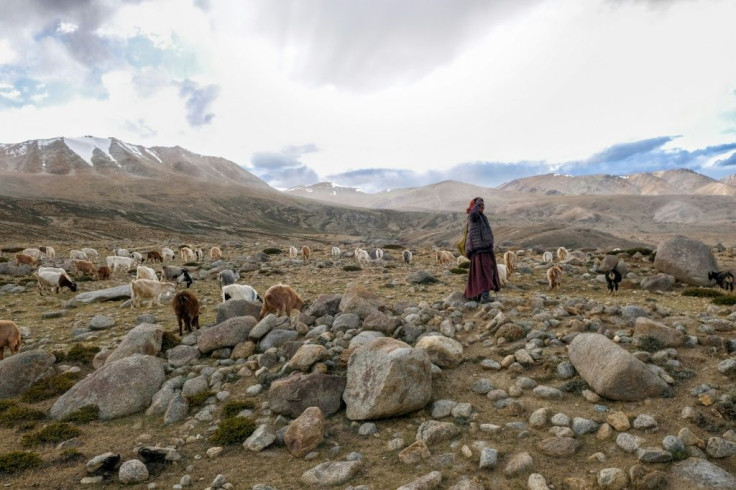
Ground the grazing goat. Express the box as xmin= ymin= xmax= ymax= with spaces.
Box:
xmin=114 ymin=248 xmax=131 ymax=258
xmin=217 ymin=269 xmax=239 ymax=287
xmin=69 ymin=250 xmax=88 ymax=261
xmin=81 ymin=248 xmax=98 ymax=261
xmin=161 ymin=266 xmax=193 ymax=288
xmin=173 ymin=290 xmax=200 ymax=336
xmin=289 ymin=246 xmax=298 ymax=259
xmin=547 ymin=265 xmax=563 ymax=291
xmin=21 ymin=248 xmax=45 ymax=260
xmin=436 ymin=250 xmax=454 ymax=265
xmin=556 ymin=247 xmax=568 ymax=262
xmin=15 ymin=253 xmax=36 ymax=267
xmin=73 ymin=260 xmax=97 ymax=278
xmin=374 ymin=248 xmax=384 ymax=260
xmin=709 ymin=270 xmax=735 ymax=293
xmin=403 ymin=250 xmax=413 ymax=265
xmin=180 ymin=247 xmax=196 ymax=262
xmin=106 ymin=255 xmax=134 ymax=273
xmin=301 ymin=246 xmax=311 ymax=261
xmin=260 ymin=284 xmax=305 ymax=320
xmin=542 ymin=251 xmax=553 ymax=263
xmin=195 ymin=248 xmax=204 ymax=261
xmin=97 ymin=266 xmax=111 ymax=280
xmin=162 ymin=247 xmax=175 ymax=261
xmin=606 ymin=268 xmax=622 ymax=295
xmin=331 ymin=246 xmax=341 ymax=259
xmin=43 ymin=246 xmax=56 ymax=259
xmin=355 ymin=248 xmax=371 ymax=264
xmin=503 ymin=251 xmax=517 ymax=274
xmin=146 ymin=250 xmax=163 ymax=263
xmin=35 ymin=268 xmax=78 ymax=295
xmin=210 ymin=246 xmax=222 ymax=261
xmin=131 ymin=251 xmax=143 ymax=263
xmin=222 ymin=284 xmax=261 ymax=303
xmin=130 ymin=279 xmax=175 ymax=308
xmin=496 ymin=263 xmax=508 ymax=287
xmin=136 ymin=265 xmax=159 ymax=281
xmin=0 ymin=320 xmax=22 ymax=360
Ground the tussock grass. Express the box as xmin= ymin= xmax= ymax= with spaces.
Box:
xmin=449 ymin=268 xmax=468 ymax=275
xmin=682 ymin=288 xmax=724 ymax=298
xmin=262 ymin=247 xmax=282 ymax=255
xmin=636 ymin=336 xmax=664 ymax=353
xmin=161 ymin=331 xmax=181 ymax=352
xmin=61 ymin=405 xmax=100 ymax=424
xmin=21 ymin=372 xmax=79 ymax=403
xmin=343 ymin=265 xmax=362 ymax=272
xmin=0 ymin=451 xmax=42 ymax=475
xmin=21 ymin=423 xmax=81 ymax=446
xmin=713 ymin=296 xmax=736 ymax=306
xmin=222 ymin=400 xmax=256 ymax=419
xmin=382 ymin=244 xmax=403 ymax=250
xmin=53 ymin=344 xmax=100 ymax=365
xmin=0 ymin=404 xmax=46 ymax=429
xmin=186 ymin=390 xmax=212 ymax=408
xmin=1 ymin=246 xmax=24 ymax=254
xmin=210 ymin=417 xmax=256 ymax=446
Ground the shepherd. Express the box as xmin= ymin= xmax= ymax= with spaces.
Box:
xmin=463 ymin=197 xmax=501 ymax=303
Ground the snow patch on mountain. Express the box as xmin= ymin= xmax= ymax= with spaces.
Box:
xmin=64 ymin=136 xmax=117 ymax=166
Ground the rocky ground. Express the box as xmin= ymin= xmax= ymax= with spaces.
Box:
xmin=0 ymin=238 xmax=735 ymax=490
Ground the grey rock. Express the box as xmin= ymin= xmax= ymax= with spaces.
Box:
xmin=668 ymin=458 xmax=736 ymax=488
xmin=332 ymin=313 xmax=361 ymax=332
xmin=105 ymin=323 xmax=163 ymax=365
xmin=396 ymin=471 xmax=443 ymax=490
xmin=89 ymin=315 xmax=115 ymax=330
xmin=706 ymin=437 xmax=736 ymax=458
xmin=616 ymin=432 xmax=645 ymax=453
xmin=478 ymin=447 xmax=498 ymax=470
xmin=198 ymin=316 xmax=257 ymax=354
xmin=0 ymin=349 xmax=56 ymax=399
xmin=244 ymin=424 xmax=277 ymax=452
xmin=163 ymin=395 xmax=188 ymax=425
xmin=269 ymin=372 xmax=346 ymax=418
xmin=71 ymin=285 xmax=131 ymax=304
xmin=301 ymin=461 xmax=362 ymax=487
xmin=637 ymin=447 xmax=673 ymax=463
xmin=167 ymin=345 xmax=199 ymax=367
xmin=215 ymin=299 xmax=261 ymax=324
xmin=571 ymin=417 xmax=599 ymax=436
xmin=118 ymin=459 xmax=148 ymax=484
xmin=654 ymin=236 xmax=718 ymax=286
xmin=416 ymin=420 xmax=461 ymax=446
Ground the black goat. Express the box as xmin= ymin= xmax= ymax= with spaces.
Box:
xmin=605 ymin=268 xmax=622 ymax=295
xmin=708 ymin=270 xmax=734 ymax=293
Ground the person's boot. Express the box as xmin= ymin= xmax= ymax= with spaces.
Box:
xmin=479 ymin=291 xmax=491 ymax=304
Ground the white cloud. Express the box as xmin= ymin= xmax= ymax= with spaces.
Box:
xmin=0 ymin=38 xmax=17 ymax=65
xmin=56 ymin=22 xmax=79 ymax=34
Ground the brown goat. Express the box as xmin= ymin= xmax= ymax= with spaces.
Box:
xmin=0 ymin=320 xmax=22 ymax=360
xmin=259 ymin=284 xmax=305 ymax=320
xmin=547 ymin=265 xmax=563 ymax=291
xmin=301 ymin=246 xmax=311 ymax=261
xmin=73 ymin=259 xmax=98 ymax=278
xmin=97 ymin=266 xmax=111 ymax=280
xmin=15 ymin=253 xmax=36 ymax=267
xmin=146 ymin=250 xmax=163 ymax=263
xmin=173 ymin=290 xmax=200 ymax=336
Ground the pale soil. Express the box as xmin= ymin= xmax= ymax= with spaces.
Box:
xmin=0 ymin=241 xmax=735 ymax=489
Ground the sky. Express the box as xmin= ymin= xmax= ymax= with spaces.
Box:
xmin=1 ymin=0 xmax=736 ymax=193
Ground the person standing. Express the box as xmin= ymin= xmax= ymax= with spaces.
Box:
xmin=464 ymin=197 xmax=501 ymax=303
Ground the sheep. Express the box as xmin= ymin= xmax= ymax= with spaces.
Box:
xmin=222 ymin=284 xmax=262 ymax=303
xmin=180 ymin=247 xmax=196 ymax=262
xmin=556 ymin=247 xmax=568 ymax=262
xmin=331 ymin=246 xmax=341 ymax=259
xmin=0 ymin=320 xmax=22 ymax=360
xmin=289 ymin=246 xmax=298 ymax=259
xmin=146 ymin=250 xmax=163 ymax=263
xmin=72 ymin=260 xmax=97 ymax=278
xmin=217 ymin=269 xmax=239 ymax=288
xmin=547 ymin=265 xmax=563 ymax=291
xmin=114 ymin=248 xmax=131 ymax=258
xmin=161 ymin=265 xmax=193 ymax=288
xmin=542 ymin=251 xmax=553 ymax=263
xmin=708 ymin=270 xmax=735 ymax=293
xmin=131 ymin=251 xmax=144 ymax=264
xmin=210 ymin=246 xmax=222 ymax=261
xmin=195 ymin=248 xmax=204 ymax=262
xmin=496 ymin=263 xmax=508 ymax=287
xmin=35 ymin=268 xmax=78 ymax=295
xmin=456 ymin=255 xmax=470 ymax=267
xmin=374 ymin=248 xmax=384 ymax=260
xmin=162 ymin=247 xmax=175 ymax=261
xmin=503 ymin=251 xmax=517 ymax=274
xmin=260 ymin=284 xmax=305 ymax=319
xmin=106 ymin=255 xmax=134 ymax=273
xmin=355 ymin=248 xmax=371 ymax=264
xmin=15 ymin=253 xmax=36 ymax=267
xmin=301 ymin=245 xmax=311 ymax=261
xmin=97 ymin=266 xmax=111 ymax=280
xmin=81 ymin=248 xmax=98 ymax=261
xmin=173 ymin=290 xmax=200 ymax=336
xmin=130 ymin=279 xmax=175 ymax=308
xmin=606 ymin=268 xmax=622 ymax=295
xmin=69 ymin=249 xmax=89 ymax=261
xmin=403 ymin=250 xmax=413 ymax=265
xmin=136 ymin=265 xmax=159 ymax=281
xmin=436 ymin=250 xmax=454 ymax=265
xmin=43 ymin=246 xmax=56 ymax=259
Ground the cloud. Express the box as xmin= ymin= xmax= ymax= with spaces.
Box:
xmin=249 ymin=145 xmax=321 ymax=189
xmin=714 ymin=152 xmax=736 ymax=168
xmin=178 ymin=80 xmax=220 ymax=127
xmin=584 ymin=136 xmax=676 ymax=165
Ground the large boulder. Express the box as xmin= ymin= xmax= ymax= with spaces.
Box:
xmin=105 ymin=323 xmax=163 ymax=365
xmin=284 ymin=407 xmax=325 ymax=458
xmin=653 ymin=236 xmax=718 ymax=286
xmin=668 ymin=458 xmax=736 ymax=488
xmin=415 ymin=335 xmax=464 ymax=368
xmin=197 ymin=316 xmax=257 ymax=354
xmin=0 ymin=350 xmax=56 ymax=399
xmin=640 ymin=273 xmax=676 ymax=292
xmin=50 ymin=354 xmax=166 ymax=420
xmin=339 ymin=286 xmax=384 ymax=319
xmin=269 ymin=372 xmax=347 ymax=418
xmin=634 ymin=318 xmax=685 ymax=348
xmin=215 ymin=300 xmax=261 ymax=324
xmin=70 ymin=285 xmax=131 ymax=304
xmin=567 ymin=333 xmax=672 ymax=401
xmin=305 ymin=294 xmax=342 ymax=318
xmin=343 ymin=337 xmax=432 ymax=420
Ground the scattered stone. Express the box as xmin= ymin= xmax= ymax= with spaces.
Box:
xmin=503 ymin=452 xmax=533 ymax=477
xmin=301 ymin=461 xmax=362 ymax=487
xmin=118 ymin=459 xmax=149 ymax=484
xmin=597 ymin=467 xmax=628 ymax=489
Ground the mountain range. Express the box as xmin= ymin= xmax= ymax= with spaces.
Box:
xmin=2 ymin=136 xmax=735 ymax=248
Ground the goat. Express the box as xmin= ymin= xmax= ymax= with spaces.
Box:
xmin=15 ymin=253 xmax=36 ymax=267
xmin=496 ymin=263 xmax=508 ymax=287
xmin=35 ymin=267 xmax=78 ymax=295
xmin=195 ymin=248 xmax=204 ymax=262
xmin=709 ymin=270 xmax=735 ymax=293
xmin=131 ymin=251 xmax=143 ymax=264
xmin=210 ymin=246 xmax=222 ymax=261
xmin=217 ymin=269 xmax=239 ymax=288
xmin=81 ymin=248 xmax=98 ymax=261
xmin=130 ymin=279 xmax=175 ymax=308
xmin=222 ymin=284 xmax=261 ymax=303
xmin=259 ymin=284 xmax=305 ymax=320
xmin=403 ymin=250 xmax=413 ymax=265
xmin=547 ymin=265 xmax=563 ymax=291
xmin=0 ymin=320 xmax=22 ymax=360
xmin=289 ymin=246 xmax=298 ymax=259
xmin=503 ymin=251 xmax=517 ymax=274
xmin=542 ymin=251 xmax=553 ymax=263
xmin=161 ymin=247 xmax=175 ymax=261
xmin=146 ymin=250 xmax=163 ymax=263
xmin=301 ymin=246 xmax=311 ymax=261
xmin=114 ymin=248 xmax=131 ymax=258
xmin=331 ymin=246 xmax=341 ymax=259
xmin=436 ymin=250 xmax=454 ymax=265
xmin=355 ymin=248 xmax=371 ymax=264
xmin=556 ymin=247 xmax=568 ymax=262
xmin=21 ymin=248 xmax=45 ymax=260
xmin=106 ymin=255 xmax=133 ymax=273
xmin=69 ymin=250 xmax=88 ymax=261
xmin=43 ymin=246 xmax=56 ymax=259
xmin=73 ymin=260 xmax=97 ymax=278
xmin=180 ymin=247 xmax=196 ymax=262
xmin=97 ymin=266 xmax=111 ymax=280
xmin=173 ymin=290 xmax=200 ymax=336
xmin=136 ymin=265 xmax=159 ymax=281
xmin=374 ymin=248 xmax=384 ymax=260
xmin=161 ymin=266 xmax=193 ymax=288
xmin=605 ymin=268 xmax=622 ymax=295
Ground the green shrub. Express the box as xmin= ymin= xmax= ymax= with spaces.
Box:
xmin=61 ymin=405 xmax=100 ymax=424
xmin=637 ymin=336 xmax=663 ymax=353
xmin=1 ymin=246 xmax=24 ymax=254
xmin=0 ymin=400 xmax=16 ymax=413
xmin=449 ymin=268 xmax=468 ymax=274
xmin=713 ymin=296 xmax=736 ymax=306
xmin=262 ymin=247 xmax=282 ymax=255
xmin=0 ymin=405 xmax=45 ymax=428
xmin=458 ymin=261 xmax=470 ymax=270
xmin=21 ymin=423 xmax=81 ymax=446
xmin=59 ymin=344 xmax=100 ymax=365
xmin=343 ymin=265 xmax=362 ymax=272
xmin=222 ymin=400 xmax=256 ymax=419
xmin=559 ymin=378 xmax=589 ymax=395
xmin=183 ymin=261 xmax=199 ymax=266
xmin=161 ymin=331 xmax=181 ymax=352
xmin=682 ymin=288 xmax=724 ymax=298
xmin=0 ymin=451 xmax=42 ymax=475
xmin=0 ymin=257 xmax=7 ymax=263
xmin=55 ymin=448 xmax=85 ymax=465
xmin=382 ymin=244 xmax=403 ymax=250
xmin=715 ymin=389 xmax=736 ymax=422
xmin=21 ymin=372 xmax=79 ymax=403
xmin=210 ymin=417 xmax=256 ymax=445
xmin=186 ymin=390 xmax=213 ymax=408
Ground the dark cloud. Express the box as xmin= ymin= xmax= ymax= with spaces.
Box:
xmin=178 ymin=80 xmax=220 ymax=127
xmin=584 ymin=136 xmax=675 ymax=164
xmin=715 ymin=152 xmax=736 ymax=167
xmin=252 ymin=0 xmax=542 ymax=92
